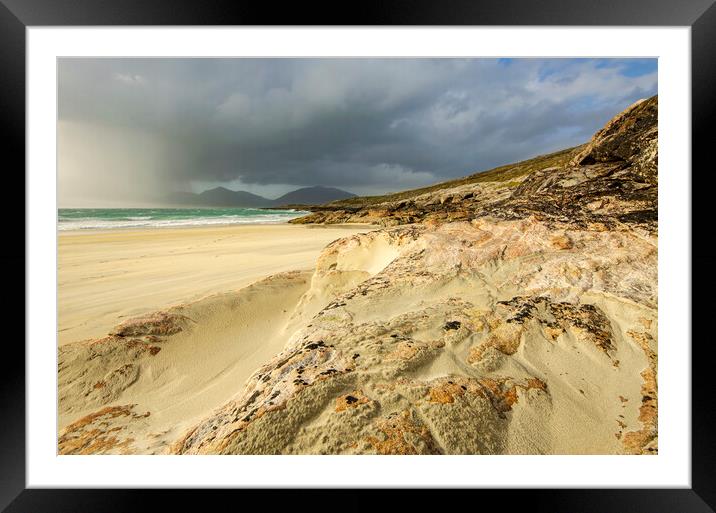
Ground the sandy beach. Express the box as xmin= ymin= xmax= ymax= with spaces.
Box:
xmin=58 ymin=223 xmax=372 ymax=346
xmin=58 ymin=218 xmax=657 ymax=455
xmin=57 ymin=97 xmax=658 ymax=456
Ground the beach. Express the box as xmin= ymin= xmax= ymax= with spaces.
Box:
xmin=58 ymin=223 xmax=372 ymax=346
xmin=57 ymin=97 xmax=658 ymax=456
xmin=58 ymin=218 xmax=657 ymax=455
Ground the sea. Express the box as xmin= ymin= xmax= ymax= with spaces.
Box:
xmin=57 ymin=208 xmax=309 ymax=231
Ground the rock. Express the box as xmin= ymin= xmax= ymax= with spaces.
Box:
xmin=571 ymin=96 xmax=658 ymax=184
xmin=173 ymin=216 xmax=657 ymax=455
xmin=58 ymin=404 xmax=152 ymax=455
xmin=109 ymin=311 xmax=189 ymax=337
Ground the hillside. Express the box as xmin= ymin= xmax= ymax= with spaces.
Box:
xmin=291 ymin=95 xmax=657 ymax=233
xmin=323 ymin=145 xmax=578 ymax=209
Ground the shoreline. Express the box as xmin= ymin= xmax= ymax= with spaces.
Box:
xmin=58 ymin=222 xmax=374 ymax=346
xmin=57 ymin=221 xmax=373 ymax=236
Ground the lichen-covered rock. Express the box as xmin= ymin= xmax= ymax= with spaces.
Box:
xmin=110 ymin=311 xmax=189 ymax=337
xmin=172 ymin=215 xmax=657 ymax=455
xmin=58 ymin=404 xmax=152 ymax=455
xmin=58 ymin=333 xmax=167 ymax=424
xmin=571 ymin=96 xmax=658 ymax=184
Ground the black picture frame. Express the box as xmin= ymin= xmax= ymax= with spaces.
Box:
xmin=3 ymin=0 xmax=714 ymax=511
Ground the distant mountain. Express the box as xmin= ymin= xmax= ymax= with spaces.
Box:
xmin=272 ymin=186 xmax=356 ymax=206
xmin=165 ymin=185 xmax=356 ymax=208
xmin=165 ymin=187 xmax=271 ymax=208
xmin=198 ymin=187 xmax=271 ymax=207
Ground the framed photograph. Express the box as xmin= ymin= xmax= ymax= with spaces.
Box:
xmin=5 ymin=0 xmax=714 ymax=510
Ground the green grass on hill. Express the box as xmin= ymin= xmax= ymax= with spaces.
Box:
xmin=326 ymin=145 xmax=582 ymax=209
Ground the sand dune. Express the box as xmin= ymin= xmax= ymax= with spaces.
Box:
xmin=58 ymin=270 xmax=316 ymax=451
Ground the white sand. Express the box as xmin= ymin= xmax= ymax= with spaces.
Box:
xmin=58 ymin=223 xmax=373 ymax=346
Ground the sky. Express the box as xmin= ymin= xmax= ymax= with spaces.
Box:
xmin=57 ymin=58 xmax=657 ymax=207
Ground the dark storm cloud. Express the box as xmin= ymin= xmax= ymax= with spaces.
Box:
xmin=58 ymin=58 xmax=657 ymax=204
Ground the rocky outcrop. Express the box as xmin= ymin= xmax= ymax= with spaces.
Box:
xmin=172 ymin=217 xmax=657 ymax=455
xmin=571 ymin=96 xmax=658 ymax=184
xmin=291 ymin=96 xmax=657 ymax=234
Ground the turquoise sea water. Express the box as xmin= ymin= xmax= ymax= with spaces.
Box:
xmin=58 ymin=208 xmax=308 ymax=231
